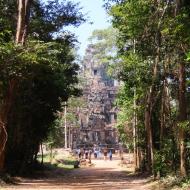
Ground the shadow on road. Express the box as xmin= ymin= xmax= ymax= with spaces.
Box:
xmin=13 ymin=166 xmax=149 ymax=190
xmin=2 ymin=155 xmax=150 ymax=190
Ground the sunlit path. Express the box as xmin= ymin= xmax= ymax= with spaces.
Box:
xmin=1 ymin=154 xmax=150 ymax=190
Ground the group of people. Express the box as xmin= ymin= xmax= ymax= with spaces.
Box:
xmin=76 ymin=148 xmax=92 ymax=160
xmin=76 ymin=146 xmax=113 ymax=161
xmin=93 ymin=146 xmax=113 ymax=161
xmin=102 ymin=147 xmax=112 ymax=161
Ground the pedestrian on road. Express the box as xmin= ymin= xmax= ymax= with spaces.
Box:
xmin=85 ymin=149 xmax=89 ymax=159
xmin=77 ymin=148 xmax=81 ymax=159
xmin=88 ymin=149 xmax=92 ymax=163
xmin=109 ymin=149 xmax=112 ymax=161
xmin=94 ymin=147 xmax=98 ymax=158
xmin=80 ymin=147 xmax=84 ymax=159
xmin=103 ymin=147 xmax=108 ymax=160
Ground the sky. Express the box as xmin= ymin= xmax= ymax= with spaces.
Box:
xmin=66 ymin=0 xmax=111 ymax=57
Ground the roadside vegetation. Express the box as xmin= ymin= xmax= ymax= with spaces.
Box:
xmin=102 ymin=0 xmax=190 ymax=189
xmin=0 ymin=0 xmax=85 ymax=175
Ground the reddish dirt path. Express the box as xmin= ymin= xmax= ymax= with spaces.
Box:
xmin=1 ymin=154 xmax=150 ymax=190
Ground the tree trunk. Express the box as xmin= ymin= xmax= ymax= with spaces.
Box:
xmin=174 ymin=0 xmax=187 ymax=178
xmin=0 ymin=79 xmax=17 ymax=172
xmin=41 ymin=143 xmax=44 ymax=165
xmin=144 ymin=41 xmax=160 ymax=174
xmin=160 ymin=79 xmax=168 ymax=149
xmin=133 ymin=88 xmax=138 ymax=170
xmin=16 ymin=0 xmax=31 ymax=45
xmin=0 ymin=0 xmax=32 ymax=172
xmin=160 ymin=82 xmax=165 ymax=147
xmin=144 ymin=87 xmax=154 ymax=173
xmin=178 ymin=61 xmax=187 ymax=177
xmin=0 ymin=126 xmax=7 ymax=171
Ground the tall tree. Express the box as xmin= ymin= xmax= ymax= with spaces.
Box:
xmin=0 ymin=0 xmax=32 ymax=172
xmin=175 ymin=0 xmax=188 ymax=177
xmin=0 ymin=0 xmax=85 ymax=173
xmin=105 ymin=0 xmax=190 ymax=176
xmin=16 ymin=0 xmax=32 ymax=44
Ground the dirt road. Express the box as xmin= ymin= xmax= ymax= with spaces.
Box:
xmin=1 ymin=154 xmax=150 ymax=190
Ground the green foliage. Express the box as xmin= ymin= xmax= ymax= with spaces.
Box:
xmin=4 ymin=38 xmax=81 ymax=172
xmin=0 ymin=0 xmax=85 ymax=174
xmin=85 ymin=27 xmax=118 ymax=71
xmin=153 ymin=151 xmax=167 ymax=175
xmin=88 ymin=27 xmax=118 ymax=56
xmin=47 ymin=96 xmax=84 ymax=148
xmin=30 ymin=0 xmax=86 ymax=41
xmin=177 ymin=121 xmax=190 ymax=131
xmin=105 ymin=0 xmax=190 ymax=175
xmin=110 ymin=0 xmax=151 ymax=39
xmin=0 ymin=0 xmax=17 ymax=36
xmin=115 ymin=85 xmax=135 ymax=148
xmin=116 ymin=52 xmax=151 ymax=87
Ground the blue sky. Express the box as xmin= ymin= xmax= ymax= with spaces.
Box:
xmin=66 ymin=0 xmax=111 ymax=57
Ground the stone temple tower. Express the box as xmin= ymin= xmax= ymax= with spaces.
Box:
xmin=77 ymin=44 xmax=119 ymax=146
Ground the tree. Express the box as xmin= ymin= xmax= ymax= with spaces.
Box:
xmin=0 ymin=0 xmax=85 ymax=173
xmin=16 ymin=0 xmax=32 ymax=44
xmin=83 ymin=27 xmax=118 ymax=80
xmin=105 ymin=0 xmax=190 ymax=176
xmin=0 ymin=0 xmax=32 ymax=172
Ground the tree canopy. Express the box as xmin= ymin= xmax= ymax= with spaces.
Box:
xmin=104 ymin=0 xmax=190 ymax=177
xmin=0 ymin=0 xmax=85 ymax=174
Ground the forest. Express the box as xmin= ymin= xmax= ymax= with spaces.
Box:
xmin=0 ymin=0 xmax=85 ymax=174
xmin=1 ymin=0 xmax=190 ymax=188
xmin=103 ymin=0 xmax=190 ymax=179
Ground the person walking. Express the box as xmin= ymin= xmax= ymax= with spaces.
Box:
xmin=109 ymin=149 xmax=112 ymax=161
xmin=77 ymin=148 xmax=81 ymax=159
xmin=88 ymin=149 xmax=92 ymax=164
xmin=85 ymin=149 xmax=89 ymax=159
xmin=80 ymin=147 xmax=84 ymax=159
xmin=103 ymin=147 xmax=108 ymax=161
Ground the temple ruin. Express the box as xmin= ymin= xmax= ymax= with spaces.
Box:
xmin=75 ymin=45 xmax=120 ymax=147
